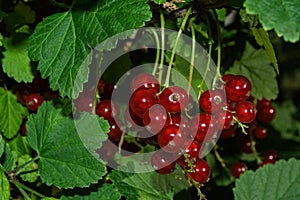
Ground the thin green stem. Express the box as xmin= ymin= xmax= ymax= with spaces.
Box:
xmin=212 ymin=9 xmax=222 ymax=87
xmin=187 ymin=19 xmax=196 ymax=96
xmin=49 ymin=0 xmax=72 ymax=9
xmin=14 ymin=182 xmax=31 ymax=200
xmin=249 ymin=132 xmax=262 ymax=164
xmin=158 ymin=11 xmax=165 ymax=85
xmin=13 ymin=181 xmax=46 ymax=198
xmin=164 ymin=7 xmax=193 ymax=87
xmin=198 ymin=41 xmax=212 ymax=98
xmin=151 ymin=28 xmax=161 ymax=76
xmin=13 ymin=156 xmax=39 ymax=175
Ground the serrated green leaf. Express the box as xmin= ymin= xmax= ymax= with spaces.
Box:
xmin=110 ymin=169 xmax=190 ymax=200
xmin=0 ymin=135 xmax=5 ymax=157
xmin=2 ymin=143 xmax=17 ymax=172
xmin=17 ymin=154 xmax=38 ymax=183
xmin=76 ymin=113 xmax=109 ymax=157
xmin=0 ymin=88 xmax=28 ymax=139
xmin=28 ymin=0 xmax=152 ymax=98
xmin=271 ymin=101 xmax=300 ymax=141
xmin=8 ymin=134 xmax=31 ymax=158
xmin=26 ymin=102 xmax=106 ymax=188
xmin=251 ymin=27 xmax=279 ymax=74
xmin=245 ymin=0 xmax=300 ymax=42
xmin=234 ymin=159 xmax=300 ymax=200
xmin=61 ymin=184 xmax=121 ymax=200
xmin=226 ymin=42 xmax=278 ymax=100
xmin=2 ymin=37 xmax=34 ymax=83
xmin=0 ymin=166 xmax=10 ymax=200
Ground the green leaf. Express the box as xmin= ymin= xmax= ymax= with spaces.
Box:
xmin=226 ymin=42 xmax=278 ymax=100
xmin=2 ymin=37 xmax=34 ymax=83
xmin=17 ymin=154 xmax=38 ymax=183
xmin=8 ymin=134 xmax=31 ymax=158
xmin=151 ymin=0 xmax=167 ymax=4
xmin=0 ymin=135 xmax=5 ymax=157
xmin=110 ymin=169 xmax=190 ymax=200
xmin=28 ymin=0 xmax=152 ymax=98
xmin=0 ymin=88 xmax=28 ymax=139
xmin=61 ymin=184 xmax=121 ymax=200
xmin=26 ymin=102 xmax=106 ymax=188
xmin=244 ymin=0 xmax=300 ymax=42
xmin=271 ymin=101 xmax=300 ymax=141
xmin=0 ymin=11 xmax=7 ymax=22
xmin=0 ymin=166 xmax=10 ymax=200
xmin=76 ymin=113 xmax=109 ymax=157
xmin=250 ymin=27 xmax=279 ymax=74
xmin=2 ymin=143 xmax=17 ymax=172
xmin=233 ymin=159 xmax=300 ymax=200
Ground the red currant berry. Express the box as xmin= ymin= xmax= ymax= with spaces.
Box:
xmin=263 ymin=150 xmax=279 ymax=164
xmin=220 ymin=125 xmax=237 ymax=139
xmin=108 ymin=119 xmax=124 ymax=141
xmin=143 ymin=104 xmax=170 ymax=134
xmin=158 ymin=124 xmax=186 ymax=153
xmin=257 ymin=105 xmax=276 ymax=123
xmin=102 ymin=83 xmax=117 ymax=99
xmin=96 ymin=100 xmax=120 ymax=121
xmin=199 ymin=90 xmax=226 ymax=113
xmin=151 ymin=150 xmax=176 ymax=174
xmin=241 ymin=136 xmax=256 ymax=154
xmin=191 ymin=113 xmax=219 ymax=143
xmin=234 ymin=101 xmax=256 ymax=123
xmin=159 ymin=86 xmax=189 ymax=113
xmin=254 ymin=126 xmax=268 ymax=139
xmin=231 ymin=162 xmax=248 ymax=178
xmin=130 ymin=73 xmax=160 ymax=93
xmin=188 ymin=159 xmax=211 ymax=184
xmin=124 ymin=107 xmax=144 ymax=130
xmin=225 ymin=75 xmax=252 ymax=102
xmin=20 ymin=118 xmax=27 ymax=136
xmin=169 ymin=113 xmax=190 ymax=133
xmin=257 ymin=98 xmax=272 ymax=110
xmin=177 ymin=140 xmax=200 ymax=168
xmin=217 ymin=111 xmax=233 ymax=130
xmin=97 ymin=78 xmax=106 ymax=95
xmin=129 ymin=88 xmax=159 ymax=118
xmin=25 ymin=93 xmax=44 ymax=111
xmin=222 ymin=74 xmax=235 ymax=82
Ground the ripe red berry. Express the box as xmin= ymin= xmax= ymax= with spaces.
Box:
xmin=220 ymin=125 xmax=237 ymax=139
xmin=199 ymin=90 xmax=225 ymax=113
xmin=159 ymin=86 xmax=189 ymax=113
xmin=222 ymin=74 xmax=235 ymax=83
xmin=234 ymin=101 xmax=256 ymax=123
xmin=143 ymin=104 xmax=170 ymax=134
xmin=263 ymin=150 xmax=279 ymax=164
xmin=217 ymin=111 xmax=233 ymax=130
xmin=257 ymin=98 xmax=272 ymax=110
xmin=257 ymin=105 xmax=276 ymax=123
xmin=169 ymin=113 xmax=190 ymax=133
xmin=190 ymin=113 xmax=219 ymax=143
xmin=20 ymin=118 xmax=27 ymax=136
xmin=231 ymin=162 xmax=248 ymax=178
xmin=108 ymin=119 xmax=124 ymax=141
xmin=96 ymin=100 xmax=120 ymax=121
xmin=130 ymin=73 xmax=160 ymax=93
xmin=129 ymin=88 xmax=159 ymax=118
xmin=124 ymin=107 xmax=144 ymax=130
xmin=158 ymin=125 xmax=186 ymax=153
xmin=101 ymin=83 xmax=117 ymax=99
xmin=177 ymin=140 xmax=200 ymax=168
xmin=225 ymin=75 xmax=252 ymax=102
xmin=254 ymin=126 xmax=268 ymax=139
xmin=151 ymin=150 xmax=176 ymax=174
xmin=25 ymin=93 xmax=44 ymax=111
xmin=241 ymin=136 xmax=256 ymax=154
xmin=188 ymin=159 xmax=211 ymax=184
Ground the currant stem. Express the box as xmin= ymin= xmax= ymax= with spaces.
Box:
xmin=187 ymin=19 xmax=196 ymax=96
xmin=118 ymin=132 xmax=126 ymax=154
xmin=158 ymin=11 xmax=165 ymax=85
xmin=14 ymin=182 xmax=31 ymax=200
xmin=13 ymin=156 xmax=39 ymax=175
xmin=249 ymin=131 xmax=262 ymax=164
xmin=12 ymin=180 xmax=46 ymax=198
xmin=151 ymin=28 xmax=161 ymax=76
xmin=213 ymin=145 xmax=227 ymax=168
xmin=164 ymin=7 xmax=193 ymax=87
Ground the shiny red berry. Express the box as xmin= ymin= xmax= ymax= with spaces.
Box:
xmin=257 ymin=98 xmax=272 ymax=110
xmin=151 ymin=150 xmax=176 ymax=174
xmin=231 ymin=162 xmax=248 ymax=178
xmin=177 ymin=140 xmax=200 ymax=168
xmin=25 ymin=93 xmax=44 ymax=111
xmin=143 ymin=104 xmax=170 ymax=134
xmin=217 ymin=111 xmax=233 ymax=130
xmin=222 ymin=74 xmax=235 ymax=82
xmin=241 ymin=136 xmax=256 ymax=154
xmin=124 ymin=107 xmax=144 ymax=130
xmin=220 ymin=125 xmax=237 ymax=139
xmin=129 ymin=88 xmax=159 ymax=118
xmin=158 ymin=124 xmax=186 ymax=153
xmin=188 ymin=159 xmax=211 ymax=184
xmin=257 ymin=105 xmax=276 ymax=123
xmin=130 ymin=73 xmax=160 ymax=93
xmin=169 ymin=113 xmax=190 ymax=133
xmin=108 ymin=119 xmax=124 ymax=141
xmin=159 ymin=86 xmax=189 ymax=113
xmin=234 ymin=101 xmax=256 ymax=123
xmin=199 ymin=90 xmax=226 ymax=113
xmin=263 ymin=150 xmax=279 ymax=164
xmin=225 ymin=75 xmax=252 ymax=102
xmin=96 ymin=100 xmax=120 ymax=121
xmin=254 ymin=126 xmax=268 ymax=139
